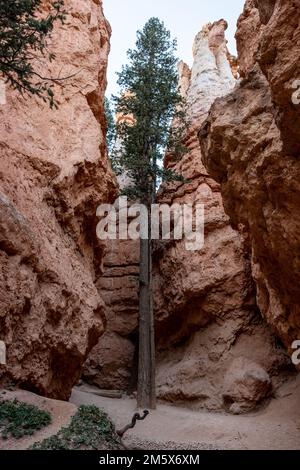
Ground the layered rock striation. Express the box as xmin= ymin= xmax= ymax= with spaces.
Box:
xmin=0 ymin=0 xmax=117 ymax=399
xmin=83 ymin=111 xmax=139 ymax=391
xmin=83 ymin=218 xmax=139 ymax=391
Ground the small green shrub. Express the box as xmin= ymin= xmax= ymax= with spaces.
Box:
xmin=0 ymin=399 xmax=52 ymax=439
xmin=32 ymin=405 xmax=122 ymax=450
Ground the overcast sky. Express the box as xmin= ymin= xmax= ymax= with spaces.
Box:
xmin=103 ymin=0 xmax=245 ymax=98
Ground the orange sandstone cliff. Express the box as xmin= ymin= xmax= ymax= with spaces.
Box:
xmin=0 ymin=0 xmax=117 ymax=399
xmin=201 ymin=0 xmax=300 ymax=360
xmin=154 ymin=19 xmax=293 ymax=413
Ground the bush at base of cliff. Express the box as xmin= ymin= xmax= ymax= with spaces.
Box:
xmin=0 ymin=399 xmax=52 ymax=439
xmin=31 ymin=405 xmax=123 ymax=450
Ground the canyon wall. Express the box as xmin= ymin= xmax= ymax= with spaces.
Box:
xmin=0 ymin=0 xmax=117 ymax=399
xmin=201 ymin=0 xmax=300 ymax=360
xmin=154 ymin=20 xmax=292 ymax=413
xmin=83 ymin=114 xmax=139 ymax=391
xmin=83 ymin=203 xmax=139 ymax=391
xmin=85 ymin=19 xmax=294 ymax=414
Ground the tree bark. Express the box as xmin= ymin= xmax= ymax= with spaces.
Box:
xmin=137 ymin=205 xmax=156 ymax=409
xmin=149 ymin=234 xmax=156 ymax=409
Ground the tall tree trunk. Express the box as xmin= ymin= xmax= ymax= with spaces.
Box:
xmin=149 ymin=234 xmax=156 ymax=408
xmin=137 ymin=205 xmax=156 ymax=409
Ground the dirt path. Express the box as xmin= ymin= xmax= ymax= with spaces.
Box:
xmin=71 ymin=376 xmax=300 ymax=450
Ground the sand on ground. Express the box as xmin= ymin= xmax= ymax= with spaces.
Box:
xmin=71 ymin=376 xmax=300 ymax=450
xmin=0 ymin=375 xmax=299 ymax=451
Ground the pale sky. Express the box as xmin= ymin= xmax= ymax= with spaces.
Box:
xmin=103 ymin=0 xmax=245 ymax=98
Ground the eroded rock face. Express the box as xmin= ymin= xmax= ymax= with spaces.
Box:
xmin=0 ymin=0 xmax=117 ymax=399
xmin=83 ymin=331 xmax=135 ymax=390
xmin=185 ymin=20 xmax=236 ymax=124
xmin=154 ymin=20 xmax=292 ymax=412
xmin=83 ymin=116 xmax=139 ymax=391
xmin=83 ymin=236 xmax=139 ymax=391
xmin=83 ymin=15 xmax=295 ymax=413
xmin=222 ymin=357 xmax=272 ymax=414
xmin=201 ymin=0 xmax=300 ymax=361
xmin=235 ymin=0 xmax=261 ymax=77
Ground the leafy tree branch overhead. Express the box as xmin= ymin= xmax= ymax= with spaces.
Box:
xmin=0 ymin=0 xmax=66 ymax=108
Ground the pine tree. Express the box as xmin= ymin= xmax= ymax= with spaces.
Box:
xmin=0 ymin=0 xmax=66 ymax=107
xmin=113 ymin=17 xmax=187 ymax=409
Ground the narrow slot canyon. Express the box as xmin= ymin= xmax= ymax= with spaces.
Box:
xmin=0 ymin=0 xmax=299 ymax=453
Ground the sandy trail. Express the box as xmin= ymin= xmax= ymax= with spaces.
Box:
xmin=71 ymin=376 xmax=300 ymax=450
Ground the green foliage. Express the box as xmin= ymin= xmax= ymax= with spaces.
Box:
xmin=0 ymin=0 xmax=66 ymax=107
xmin=0 ymin=399 xmax=52 ymax=439
xmin=31 ymin=405 xmax=122 ymax=450
xmin=112 ymin=17 xmax=188 ymax=202
xmin=105 ymin=97 xmax=116 ymax=153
